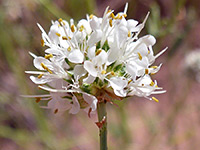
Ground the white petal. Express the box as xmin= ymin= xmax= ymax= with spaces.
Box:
xmin=83 ymin=93 xmax=98 ymax=111
xmin=73 ymin=65 xmax=87 ymax=80
xmin=33 ymin=57 xmax=52 ymax=70
xmin=139 ymin=35 xmax=156 ymax=47
xmin=83 ymin=74 xmax=96 ymax=84
xmin=68 ymin=49 xmax=84 ymax=63
xmin=126 ymin=63 xmax=137 ymax=80
xmin=69 ymin=96 xmax=80 ymax=114
xmin=88 ymin=30 xmax=102 ymax=47
xmin=87 ymin=46 xmax=96 ymax=60
xmin=84 ymin=61 xmax=97 ymax=77
xmin=109 ymin=77 xmax=128 ymax=90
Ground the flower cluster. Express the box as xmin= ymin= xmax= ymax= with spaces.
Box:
xmin=26 ymin=4 xmax=166 ymax=115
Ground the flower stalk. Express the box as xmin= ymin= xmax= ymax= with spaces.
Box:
xmin=97 ymin=99 xmax=107 ymax=150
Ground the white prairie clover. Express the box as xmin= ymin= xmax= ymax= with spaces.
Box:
xmin=26 ymin=3 xmax=166 ymax=116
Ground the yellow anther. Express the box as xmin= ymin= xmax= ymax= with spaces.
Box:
xmin=46 ymin=68 xmax=53 ymax=74
xmin=145 ymin=69 xmax=149 ymax=74
xmin=96 ymin=49 xmax=102 ymax=56
xmin=56 ymin=32 xmax=61 ymax=37
xmin=79 ymin=25 xmax=84 ymax=32
xmin=151 ymin=73 xmax=156 ymax=75
xmin=62 ymin=36 xmax=68 ymax=40
xmin=68 ymin=36 xmax=71 ymax=40
xmin=35 ymin=97 xmax=41 ymax=103
xmin=37 ymin=74 xmax=43 ymax=79
xmin=148 ymin=50 xmax=150 ymax=54
xmin=54 ymin=109 xmax=58 ymax=114
xmin=142 ymin=84 xmax=144 ymax=86
xmin=137 ymin=52 xmax=142 ymax=60
xmin=41 ymin=39 xmax=45 ymax=47
xmin=119 ymin=15 xmax=123 ymax=20
xmin=152 ymin=97 xmax=159 ymax=103
xmin=109 ymin=19 xmax=113 ymax=27
xmin=110 ymin=13 xmax=115 ymax=19
xmin=71 ymin=25 xmax=75 ymax=32
xmin=150 ymin=81 xmax=155 ymax=86
xmin=150 ymin=66 xmax=158 ymax=69
xmin=155 ymin=85 xmax=158 ymax=88
xmin=107 ymin=9 xmax=111 ymax=14
xmin=41 ymin=63 xmax=53 ymax=74
xmin=41 ymin=63 xmax=47 ymax=69
xmin=101 ymin=70 xmax=106 ymax=74
xmin=67 ymin=46 xmax=71 ymax=52
xmin=58 ymin=18 xmax=63 ymax=23
xmin=123 ymin=14 xmax=127 ymax=18
xmin=45 ymin=54 xmax=53 ymax=59
xmin=58 ymin=24 xmax=61 ymax=27
xmin=111 ymin=71 xmax=115 ymax=75
xmin=128 ymin=79 xmax=132 ymax=84
xmin=89 ymin=14 xmax=94 ymax=19
xmin=115 ymin=13 xmax=120 ymax=19
xmin=128 ymin=31 xmax=131 ymax=37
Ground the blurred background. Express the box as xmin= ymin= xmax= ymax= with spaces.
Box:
xmin=0 ymin=0 xmax=200 ymax=149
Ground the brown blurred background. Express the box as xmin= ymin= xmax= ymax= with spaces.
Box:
xmin=0 ymin=0 xmax=200 ymax=149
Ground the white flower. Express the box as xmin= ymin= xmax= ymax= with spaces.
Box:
xmin=26 ymin=3 xmax=166 ymax=115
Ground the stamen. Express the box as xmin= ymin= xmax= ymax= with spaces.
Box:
xmin=150 ymin=81 xmax=155 ymax=86
xmin=62 ymin=36 xmax=68 ymax=40
xmin=41 ymin=39 xmax=45 ymax=47
xmin=58 ymin=18 xmax=63 ymax=23
xmin=137 ymin=52 xmax=142 ymax=60
xmin=110 ymin=13 xmax=115 ymax=19
xmin=107 ymin=9 xmax=111 ymax=14
xmin=35 ymin=97 xmax=41 ymax=103
xmin=123 ymin=14 xmax=127 ymax=18
xmin=96 ymin=49 xmax=102 ymax=56
xmin=67 ymin=46 xmax=71 ymax=52
xmin=109 ymin=19 xmax=113 ymax=27
xmin=45 ymin=54 xmax=53 ymax=59
xmin=89 ymin=14 xmax=94 ymax=19
xmin=128 ymin=31 xmax=131 ymax=37
xmin=152 ymin=97 xmax=159 ymax=103
xmin=148 ymin=50 xmax=150 ymax=54
xmin=41 ymin=63 xmax=47 ymax=69
xmin=145 ymin=69 xmax=149 ymax=74
xmin=54 ymin=109 xmax=58 ymax=114
xmin=101 ymin=70 xmax=106 ymax=74
xmin=150 ymin=66 xmax=158 ymax=69
xmin=79 ymin=25 xmax=84 ymax=32
xmin=46 ymin=68 xmax=53 ymax=74
xmin=128 ymin=79 xmax=132 ymax=84
xmin=56 ymin=32 xmax=61 ymax=37
xmin=37 ymin=74 xmax=43 ymax=79
xmin=71 ymin=25 xmax=75 ymax=32
xmin=111 ymin=71 xmax=115 ymax=75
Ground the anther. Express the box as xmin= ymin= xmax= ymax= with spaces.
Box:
xmin=128 ymin=31 xmax=131 ymax=37
xmin=45 ymin=54 xmax=53 ymax=59
xmin=110 ymin=13 xmax=115 ymax=19
xmin=145 ymin=69 xmax=149 ymax=74
xmin=67 ymin=46 xmax=71 ymax=52
xmin=96 ymin=49 xmax=102 ymax=56
xmin=71 ymin=25 xmax=75 ymax=32
xmin=137 ymin=52 xmax=142 ymax=60
xmin=41 ymin=39 xmax=45 ymax=47
xmin=37 ymin=74 xmax=43 ymax=79
xmin=111 ymin=71 xmax=115 ymax=75
xmin=109 ymin=19 xmax=113 ymax=27
xmin=150 ymin=81 xmax=155 ymax=86
xmin=62 ymin=36 xmax=68 ymax=40
xmin=79 ymin=25 xmax=84 ymax=32
xmin=35 ymin=97 xmax=41 ymax=103
xmin=56 ymin=32 xmax=61 ymax=37
xmin=58 ymin=18 xmax=63 ymax=23
xmin=152 ymin=97 xmax=159 ymax=103
xmin=54 ymin=109 xmax=58 ymax=114
xmin=41 ymin=63 xmax=47 ymax=69
xmin=101 ymin=70 xmax=106 ymax=74
xmin=89 ymin=14 xmax=94 ymax=19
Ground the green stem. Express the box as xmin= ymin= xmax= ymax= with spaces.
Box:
xmin=97 ymin=101 xmax=107 ymax=150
